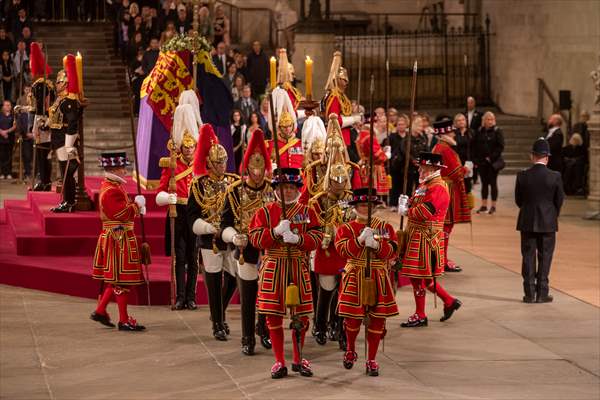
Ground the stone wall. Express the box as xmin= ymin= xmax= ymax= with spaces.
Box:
xmin=481 ymin=0 xmax=600 ymax=117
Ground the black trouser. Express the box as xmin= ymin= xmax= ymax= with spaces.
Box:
xmin=520 ymin=232 xmax=556 ymax=298
xmin=58 ymin=159 xmax=78 ymax=204
xmin=21 ymin=138 xmax=33 ymax=177
xmin=0 ymin=141 xmax=13 ymax=176
xmin=238 ymin=278 xmax=258 ymax=343
xmin=389 ymin=169 xmax=404 ymax=207
xmin=36 ymin=144 xmax=52 ymax=185
xmin=479 ymin=163 xmax=499 ymax=201
xmin=170 ymin=206 xmax=198 ymax=303
xmin=464 ymin=177 xmax=473 ymax=194
xmin=406 ymin=165 xmax=419 ymax=197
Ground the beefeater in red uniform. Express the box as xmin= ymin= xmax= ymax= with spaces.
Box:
xmin=399 ymin=152 xmax=462 ymax=328
xmin=249 ymin=167 xmax=323 ymax=379
xmin=334 ymin=187 xmax=399 ymax=376
xmin=155 ymin=103 xmax=198 ymax=310
xmin=432 ymin=118 xmax=472 ymax=273
xmin=90 ymin=152 xmax=146 ymax=332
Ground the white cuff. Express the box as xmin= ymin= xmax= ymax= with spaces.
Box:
xmin=65 ymin=134 xmax=78 ymax=148
xmin=192 ymin=218 xmax=216 ymax=235
xmin=341 ymin=114 xmax=361 ymax=128
xmin=221 ymin=226 xmax=237 ymax=243
xmin=155 ymin=191 xmax=170 ymax=206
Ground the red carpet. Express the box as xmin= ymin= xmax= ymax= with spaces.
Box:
xmin=0 ymin=176 xmax=239 ymax=305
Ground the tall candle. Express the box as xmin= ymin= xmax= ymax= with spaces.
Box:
xmin=76 ymin=52 xmax=84 ymax=97
xmin=270 ymin=56 xmax=277 ymax=90
xmin=305 ymin=55 xmax=313 ymax=99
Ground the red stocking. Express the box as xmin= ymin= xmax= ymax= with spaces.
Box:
xmin=367 ymin=317 xmax=385 ymax=361
xmin=114 ymin=287 xmax=129 ymax=324
xmin=344 ymin=318 xmax=362 ymax=352
xmin=95 ymin=284 xmax=113 ymax=315
xmin=291 ymin=316 xmax=309 ymax=364
xmin=266 ymin=315 xmax=285 ymax=365
xmin=426 ymin=280 xmax=454 ymax=307
xmin=410 ymin=278 xmax=427 ymax=318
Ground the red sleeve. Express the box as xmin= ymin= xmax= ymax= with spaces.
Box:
xmin=407 ymin=184 xmax=449 ymax=221
xmin=327 ymin=96 xmax=343 ymax=127
xmin=374 ymin=222 xmax=397 ymax=260
xmin=351 ymin=165 xmax=362 ymax=189
xmin=156 ymin=167 xmax=171 ymax=193
xmin=434 ymin=144 xmax=463 ymax=183
xmin=335 ymin=222 xmax=364 ymax=259
xmin=100 ymin=186 xmax=139 ymax=222
xmin=296 ymin=207 xmax=323 ymax=252
xmin=249 ymin=206 xmax=278 ymax=249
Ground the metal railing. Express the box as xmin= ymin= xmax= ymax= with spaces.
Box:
xmin=335 ymin=13 xmax=493 ymax=108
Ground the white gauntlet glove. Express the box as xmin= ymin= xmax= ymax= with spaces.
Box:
xmin=383 ymin=145 xmax=392 ymax=160
xmin=358 ymin=227 xmax=374 ymax=245
xmin=282 ymin=230 xmax=300 ymax=244
xmin=398 ymin=194 xmax=409 ymax=216
xmin=274 ymin=219 xmax=291 ymax=237
xmin=134 ymin=195 xmax=146 ymax=208
xmin=233 ymin=233 xmax=248 ymax=247
xmin=365 ymin=235 xmax=379 ymax=250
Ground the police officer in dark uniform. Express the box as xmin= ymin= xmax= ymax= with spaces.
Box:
xmin=515 ymin=138 xmax=565 ymax=303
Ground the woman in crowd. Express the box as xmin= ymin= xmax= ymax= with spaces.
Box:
xmin=230 ymin=109 xmax=248 ymax=172
xmin=562 ymin=133 xmax=586 ymax=195
xmin=231 ymin=75 xmax=245 ymax=103
xmin=471 ymin=111 xmax=504 ymax=214
xmin=198 ymin=6 xmax=213 ymax=41
xmin=213 ymin=4 xmax=230 ymax=47
xmin=1 ymin=50 xmax=13 ymax=102
xmin=247 ymin=111 xmax=262 ymax=138
xmin=0 ymin=100 xmax=16 ymax=179
xmin=453 ymin=113 xmax=474 ymax=194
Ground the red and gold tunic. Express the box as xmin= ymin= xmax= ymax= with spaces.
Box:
xmin=249 ymin=201 xmax=323 ymax=316
xmin=156 ymin=155 xmax=194 ymax=203
xmin=432 ymin=139 xmax=471 ymax=225
xmin=92 ymin=178 xmax=144 ymax=285
xmin=323 ymin=87 xmax=352 ymax=146
xmin=401 ymin=175 xmax=450 ymax=278
xmin=309 ymin=190 xmax=353 ymax=275
xmin=356 ymin=129 xmax=390 ymax=195
xmin=268 ymin=136 xmax=304 ymax=169
xmin=334 ymin=217 xmax=399 ymax=319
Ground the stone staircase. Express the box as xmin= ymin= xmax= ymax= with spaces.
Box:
xmin=495 ymin=114 xmax=542 ymax=174
xmin=35 ymin=22 xmax=133 ymax=176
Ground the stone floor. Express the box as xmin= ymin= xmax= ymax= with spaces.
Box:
xmin=1 ymin=176 xmax=599 ymax=399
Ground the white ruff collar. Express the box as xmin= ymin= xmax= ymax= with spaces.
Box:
xmin=419 ymin=169 xmax=441 ymax=184
xmin=105 ymin=172 xmax=127 ymax=184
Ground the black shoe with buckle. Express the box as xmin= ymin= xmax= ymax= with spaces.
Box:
xmin=291 ymin=359 xmax=313 ymax=377
xmin=271 ymin=362 xmax=288 ymax=379
xmin=366 ymin=360 xmax=379 ymax=376
xmin=400 ymin=314 xmax=428 ymax=328
xmin=51 ymin=201 xmax=74 ymax=213
xmin=440 ymin=299 xmax=462 ymax=322
xmin=33 ymin=182 xmax=51 ymax=192
xmin=223 ymin=321 xmax=230 ymax=335
xmin=212 ymin=322 xmax=227 ymax=341
xmin=444 ymin=264 xmax=463 ymax=273
xmin=241 ymin=336 xmax=255 ymax=356
xmin=186 ymin=300 xmax=197 ymax=310
xmin=90 ymin=311 xmax=115 ymax=328
xmin=118 ymin=317 xmax=146 ymax=331
xmin=343 ymin=351 xmax=358 ymax=370
xmin=260 ymin=334 xmax=272 ymax=349
xmin=314 ymin=330 xmax=327 ymax=345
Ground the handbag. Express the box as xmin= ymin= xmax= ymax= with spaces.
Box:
xmin=491 ymin=157 xmax=505 ymax=171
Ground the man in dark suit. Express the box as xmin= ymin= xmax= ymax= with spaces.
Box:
xmin=211 ymin=41 xmax=233 ymax=76
xmin=515 ymin=138 xmax=565 ymax=303
xmin=464 ymin=96 xmax=482 ymax=133
xmin=545 ymin=113 xmax=564 ymax=173
xmin=233 ymin=85 xmax=258 ymax=124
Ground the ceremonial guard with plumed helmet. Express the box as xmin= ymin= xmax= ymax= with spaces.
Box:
xmin=155 ymin=103 xmax=199 ymax=310
xmin=398 ymin=153 xmax=462 ymax=328
xmin=187 ymin=124 xmax=238 ymax=341
xmin=220 ymin=127 xmax=275 ymax=355
xmin=48 ymin=54 xmax=82 ymax=212
xmin=91 ymin=152 xmax=147 ymax=332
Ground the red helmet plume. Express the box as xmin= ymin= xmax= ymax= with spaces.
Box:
xmin=62 ymin=54 xmax=80 ymax=95
xmin=29 ymin=42 xmax=52 ymax=79
xmin=193 ymin=123 xmax=219 ymax=176
xmin=241 ymin=128 xmax=271 ymax=174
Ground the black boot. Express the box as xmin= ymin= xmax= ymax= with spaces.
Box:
xmin=241 ymin=336 xmax=256 ymax=356
xmin=256 ymin=313 xmax=271 ymax=349
xmin=239 ymin=278 xmax=258 ymax=351
xmin=314 ymin=286 xmax=334 ymax=345
xmin=204 ymin=271 xmax=227 ymax=341
xmin=185 ymin=250 xmax=199 ymax=309
xmin=221 ymin=271 xmax=237 ymax=334
xmin=523 ymin=283 xmax=536 ymax=303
